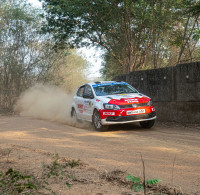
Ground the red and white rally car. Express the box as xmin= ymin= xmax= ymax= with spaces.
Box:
xmin=71 ymin=81 xmax=156 ymax=131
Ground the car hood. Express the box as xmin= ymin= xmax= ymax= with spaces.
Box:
xmin=96 ymin=93 xmax=150 ymax=105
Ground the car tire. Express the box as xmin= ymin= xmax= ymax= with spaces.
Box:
xmin=92 ymin=109 xmax=108 ymax=131
xmin=71 ymin=108 xmax=77 ymax=121
xmin=140 ymin=119 xmax=155 ymax=128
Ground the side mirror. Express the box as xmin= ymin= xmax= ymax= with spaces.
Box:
xmin=83 ymin=94 xmax=94 ymax=99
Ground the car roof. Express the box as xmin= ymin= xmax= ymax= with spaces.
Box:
xmin=87 ymin=81 xmax=126 ymax=86
xmin=77 ymin=81 xmax=128 ymax=89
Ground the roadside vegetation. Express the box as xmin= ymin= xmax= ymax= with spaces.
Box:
xmin=0 ymin=152 xmax=80 ymax=194
xmin=0 ymin=0 xmax=88 ymax=113
xmin=41 ymin=0 xmax=200 ymax=79
xmin=0 ymin=147 xmax=185 ymax=195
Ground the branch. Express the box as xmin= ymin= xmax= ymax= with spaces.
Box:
xmin=177 ymin=15 xmax=199 ymax=64
xmin=140 ymin=153 xmax=147 ymax=195
xmin=87 ymin=35 xmax=124 ymax=68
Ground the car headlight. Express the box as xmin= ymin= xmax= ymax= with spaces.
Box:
xmin=147 ymin=100 xmax=153 ymax=106
xmin=103 ymin=103 xmax=120 ymax=110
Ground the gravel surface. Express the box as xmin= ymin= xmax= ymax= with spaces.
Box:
xmin=0 ymin=115 xmax=199 ymax=195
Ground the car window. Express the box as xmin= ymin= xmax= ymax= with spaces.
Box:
xmin=77 ymin=86 xmax=85 ymax=97
xmin=93 ymin=83 xmax=138 ymax=96
xmin=84 ymin=85 xmax=94 ymax=97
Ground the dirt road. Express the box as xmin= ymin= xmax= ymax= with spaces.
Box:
xmin=0 ymin=115 xmax=200 ymax=194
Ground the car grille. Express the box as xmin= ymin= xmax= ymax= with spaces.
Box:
xmin=119 ymin=103 xmax=148 ymax=108
xmin=106 ymin=112 xmax=156 ymax=122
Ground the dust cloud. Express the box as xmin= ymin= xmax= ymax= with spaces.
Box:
xmin=15 ymin=84 xmax=93 ymax=129
xmin=15 ymin=84 xmax=74 ymax=124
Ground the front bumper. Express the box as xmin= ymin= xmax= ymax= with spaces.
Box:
xmin=99 ymin=105 xmax=156 ymax=125
xmin=101 ymin=112 xmax=156 ymax=125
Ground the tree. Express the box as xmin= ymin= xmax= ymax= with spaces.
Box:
xmin=0 ymin=0 xmax=88 ymax=111
xmin=0 ymin=0 xmax=43 ymax=110
xmin=41 ymin=0 xmax=199 ymax=77
xmin=43 ymin=49 xmax=89 ymax=93
xmin=187 ymin=0 xmax=200 ymax=16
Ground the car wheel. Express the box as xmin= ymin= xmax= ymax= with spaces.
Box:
xmin=92 ymin=109 xmax=108 ymax=131
xmin=140 ymin=119 xmax=155 ymax=128
xmin=71 ymin=108 xmax=77 ymax=121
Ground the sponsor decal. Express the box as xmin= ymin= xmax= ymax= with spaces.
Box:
xmin=78 ymin=104 xmax=83 ymax=109
xmin=84 ymin=105 xmax=89 ymax=111
xmin=78 ymin=104 xmax=83 ymax=113
xmin=108 ymin=97 xmax=150 ymax=105
xmin=127 ymin=109 xmax=145 ymax=115
xmin=82 ymin=101 xmax=92 ymax=111
xmin=96 ymin=99 xmax=100 ymax=102
xmin=152 ymin=107 xmax=156 ymax=112
xmin=124 ymin=98 xmax=139 ymax=103
xmin=83 ymin=100 xmax=92 ymax=109
xmin=103 ymin=112 xmax=115 ymax=115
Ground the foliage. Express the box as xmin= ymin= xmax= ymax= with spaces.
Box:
xmin=100 ymin=52 xmax=123 ymax=80
xmin=42 ymin=0 xmax=200 ymax=79
xmin=0 ymin=154 xmax=80 ymax=194
xmin=126 ymin=174 xmax=162 ymax=193
xmin=0 ymin=168 xmax=38 ymax=194
xmin=0 ymin=0 xmax=89 ymax=112
xmin=41 ymin=154 xmax=80 ymax=191
xmin=45 ymin=49 xmax=89 ymax=94
xmin=67 ymin=159 xmax=81 ymax=168
xmin=0 ymin=0 xmax=50 ymax=111
xmin=186 ymin=1 xmax=200 ymax=16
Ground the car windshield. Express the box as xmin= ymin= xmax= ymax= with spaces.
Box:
xmin=92 ymin=83 xmax=138 ymax=96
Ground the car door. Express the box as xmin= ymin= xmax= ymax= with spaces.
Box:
xmin=74 ymin=85 xmax=85 ymax=119
xmin=82 ymin=85 xmax=94 ymax=121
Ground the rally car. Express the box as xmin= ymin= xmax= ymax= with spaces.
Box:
xmin=71 ymin=81 xmax=156 ymax=131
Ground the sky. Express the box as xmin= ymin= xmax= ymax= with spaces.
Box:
xmin=27 ymin=0 xmax=42 ymax=7
xmin=27 ymin=0 xmax=102 ymax=80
